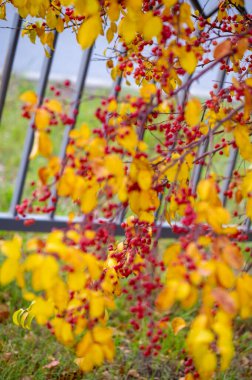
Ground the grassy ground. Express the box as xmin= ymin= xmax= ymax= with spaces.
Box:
xmin=0 ymin=272 xmax=251 ymax=380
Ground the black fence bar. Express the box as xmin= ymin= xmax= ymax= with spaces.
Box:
xmin=191 ymin=64 xmax=227 ymax=193
xmin=191 ymin=138 xmax=208 ymax=193
xmin=245 ymin=216 xmax=251 ymax=234
xmin=49 ymin=46 xmax=93 ymax=218
xmin=0 ymin=213 xmax=177 ymax=238
xmin=220 ymin=148 xmax=238 ymax=206
xmin=9 ymin=32 xmax=58 ymax=215
xmin=0 ymin=13 xmax=22 ymax=121
xmin=1 ymin=212 xmax=252 ymax=240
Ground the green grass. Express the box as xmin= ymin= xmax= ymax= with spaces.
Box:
xmin=0 ymin=277 xmax=251 ymax=380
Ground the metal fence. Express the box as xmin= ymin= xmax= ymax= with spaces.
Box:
xmin=0 ymin=3 xmax=250 ymax=238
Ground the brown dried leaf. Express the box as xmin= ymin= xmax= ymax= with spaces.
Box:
xmin=0 ymin=304 xmax=9 ymax=322
xmin=127 ymin=369 xmax=141 ymax=379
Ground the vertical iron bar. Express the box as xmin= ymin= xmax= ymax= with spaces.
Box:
xmin=9 ymin=32 xmax=58 ymax=215
xmin=220 ymin=148 xmax=238 ymax=206
xmin=49 ymin=46 xmax=93 ymax=218
xmin=191 ymin=138 xmax=209 ymax=193
xmin=0 ymin=13 xmax=22 ymax=121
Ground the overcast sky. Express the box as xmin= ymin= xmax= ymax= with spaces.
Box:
xmin=1 ymin=1 xmax=252 ymax=96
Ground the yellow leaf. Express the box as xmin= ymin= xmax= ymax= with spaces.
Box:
xmin=0 ymin=4 xmax=6 ymax=20
xmin=35 ymin=108 xmax=51 ymax=130
xmin=93 ymin=326 xmax=113 ymax=344
xmin=77 ymin=15 xmax=101 ymax=49
xmin=75 ymin=356 xmax=94 ymax=372
xmin=199 ymin=351 xmax=217 ymax=377
xmin=197 ymin=179 xmax=214 ymax=201
xmin=30 ymin=131 xmax=53 ymax=159
xmin=1 ymin=235 xmax=22 ymax=260
xmin=118 ymin=16 xmax=137 ymax=44
xmin=101 ymin=340 xmax=115 ymax=362
xmin=20 ymin=90 xmax=37 ymax=105
xmin=76 ymin=331 xmax=93 ymax=357
xmin=129 ymin=190 xmax=140 ymax=214
xmin=139 ymin=211 xmax=154 ymax=223
xmin=163 ymin=0 xmax=177 ymax=6
xmin=89 ymin=294 xmax=105 ymax=319
xmin=194 ymin=329 xmax=215 ymax=344
xmin=163 ymin=243 xmax=181 ymax=265
xmin=90 ymin=343 xmax=104 ymax=366
xmin=46 ymin=8 xmax=57 ymax=28
xmin=155 ymin=283 xmax=177 ymax=311
xmin=171 ymin=317 xmax=186 ymax=335
xmin=234 ymin=125 xmax=252 ymax=162
xmin=81 ymin=188 xmax=97 ymax=214
xmin=140 ymin=83 xmax=156 ymax=102
xmin=67 ymin=272 xmax=87 ymax=291
xmin=246 ymin=197 xmax=252 ymax=219
xmin=30 ymin=297 xmax=55 ymax=325
xmin=216 ymin=262 xmax=235 ymax=289
xmin=245 ymin=78 xmax=252 ymax=87
xmin=137 ymin=170 xmax=152 ymax=191
xmin=105 ymin=154 xmax=124 ymax=177
xmin=142 ymin=15 xmax=162 ymax=40
xmin=46 ymin=99 xmax=62 ymax=113
xmin=106 ymin=27 xmax=114 ymax=43
xmin=180 ymin=51 xmax=197 ymax=75
xmin=107 ymin=3 xmax=120 ymax=22
xmin=56 ymin=17 xmax=64 ymax=33
xmin=52 ymin=317 xmax=74 ymax=345
xmin=185 ymin=98 xmax=201 ymax=127
xmin=75 ymin=0 xmax=100 ymax=15
xmin=117 ymin=126 xmax=138 ymax=153
xmin=181 ymin=287 xmax=198 ymax=309
xmin=0 ymin=259 xmax=19 ymax=285
xmin=176 ymin=282 xmax=191 ymax=301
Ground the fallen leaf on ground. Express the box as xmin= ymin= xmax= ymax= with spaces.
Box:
xmin=43 ymin=360 xmax=60 ymax=369
xmin=0 ymin=304 xmax=9 ymax=322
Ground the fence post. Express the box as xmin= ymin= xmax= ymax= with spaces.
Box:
xmin=0 ymin=13 xmax=22 ymax=122
xmin=9 ymin=32 xmax=58 ymax=216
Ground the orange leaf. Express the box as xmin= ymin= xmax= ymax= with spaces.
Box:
xmin=222 ymin=244 xmax=244 ymax=270
xmin=20 ymin=90 xmax=37 ymax=105
xmin=171 ymin=317 xmax=186 ymax=335
xmin=212 ymin=288 xmax=237 ymax=314
xmin=35 ymin=108 xmax=51 ymax=130
xmin=213 ymin=39 xmax=232 ymax=59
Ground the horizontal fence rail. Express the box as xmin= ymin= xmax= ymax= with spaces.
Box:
xmin=0 ymin=5 xmax=251 ymax=239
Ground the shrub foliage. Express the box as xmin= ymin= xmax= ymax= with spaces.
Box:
xmin=1 ymin=1 xmax=252 ymax=379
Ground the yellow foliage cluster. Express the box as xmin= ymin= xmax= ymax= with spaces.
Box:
xmin=0 ymin=231 xmax=119 ymax=371
xmin=1 ymin=1 xmax=252 ymax=378
xmin=156 ymin=236 xmax=252 ymax=379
